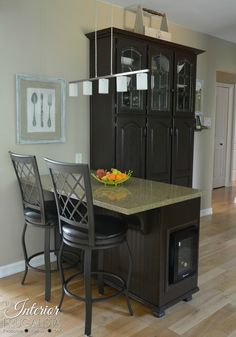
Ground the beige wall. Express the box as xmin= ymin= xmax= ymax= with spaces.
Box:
xmin=1 ymin=0 xmax=236 ymax=266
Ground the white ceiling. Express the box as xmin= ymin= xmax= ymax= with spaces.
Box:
xmin=105 ymin=0 xmax=236 ymax=44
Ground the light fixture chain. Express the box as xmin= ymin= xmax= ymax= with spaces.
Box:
xmin=95 ymin=0 xmax=98 ymax=78
xmin=110 ymin=4 xmax=114 ymax=75
xmin=111 ymin=27 xmax=113 ymax=75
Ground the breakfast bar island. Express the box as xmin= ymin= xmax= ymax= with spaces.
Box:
xmin=41 ymin=175 xmax=201 ymax=317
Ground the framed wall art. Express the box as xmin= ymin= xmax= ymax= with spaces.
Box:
xmin=16 ymin=74 xmax=66 ymax=144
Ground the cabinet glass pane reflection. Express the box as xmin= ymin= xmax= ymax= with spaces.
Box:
xmin=151 ymin=54 xmax=170 ymax=111
xmin=176 ymin=59 xmax=193 ymax=112
xmin=120 ymin=48 xmax=143 ymax=110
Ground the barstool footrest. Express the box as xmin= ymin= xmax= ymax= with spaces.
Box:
xmin=26 ymin=250 xmax=58 ymax=273
xmin=63 ymin=271 xmax=126 ymax=303
xmin=25 ymin=249 xmax=81 ymax=273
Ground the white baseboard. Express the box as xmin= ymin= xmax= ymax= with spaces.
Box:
xmin=200 ymin=208 xmax=213 ymax=217
xmin=0 ymin=253 xmax=57 ymax=279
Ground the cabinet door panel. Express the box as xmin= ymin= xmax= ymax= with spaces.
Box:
xmin=174 ymin=52 xmax=196 ymax=117
xmin=172 ymin=118 xmax=194 ymax=187
xmin=116 ymin=116 xmax=145 ymax=178
xmin=146 ymin=117 xmax=172 ymax=183
xmin=116 ymin=38 xmax=147 ymax=114
xmin=90 ymin=83 xmax=115 ymax=169
xmin=148 ymin=46 xmax=173 ymax=118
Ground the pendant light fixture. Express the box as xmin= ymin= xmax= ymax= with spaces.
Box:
xmin=116 ymin=76 xmax=128 ymax=92
xmin=137 ymin=72 xmax=148 ymax=90
xmin=83 ymin=81 xmax=92 ymax=96
xmin=69 ymin=83 xmax=78 ymax=96
xmin=98 ymin=78 xmax=109 ymax=94
xmin=69 ymin=2 xmax=149 ymax=97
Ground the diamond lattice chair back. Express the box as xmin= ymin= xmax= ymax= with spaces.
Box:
xmin=45 ymin=158 xmax=133 ymax=337
xmin=46 ymin=160 xmax=95 ymax=246
xmin=9 ymin=151 xmax=58 ymax=301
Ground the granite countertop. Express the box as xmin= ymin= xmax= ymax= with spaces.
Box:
xmin=41 ymin=175 xmax=201 ymax=216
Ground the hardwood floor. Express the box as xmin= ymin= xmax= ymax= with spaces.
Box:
xmin=1 ymin=187 xmax=236 ymax=336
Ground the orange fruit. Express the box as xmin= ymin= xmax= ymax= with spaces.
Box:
xmin=107 ymin=173 xmax=116 ymax=181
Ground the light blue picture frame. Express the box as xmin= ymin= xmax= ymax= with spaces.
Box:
xmin=16 ymin=74 xmax=66 ymax=144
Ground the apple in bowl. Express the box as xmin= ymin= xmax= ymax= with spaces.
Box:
xmin=96 ymin=169 xmax=106 ymax=179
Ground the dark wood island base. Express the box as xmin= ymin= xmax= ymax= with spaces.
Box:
xmin=40 ymin=174 xmax=201 ymax=317
xmin=100 ymin=197 xmax=200 ymax=317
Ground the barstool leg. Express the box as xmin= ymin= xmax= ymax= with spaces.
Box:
xmin=80 ymin=250 xmax=84 ymax=273
xmin=98 ymin=250 xmax=104 ymax=295
xmin=84 ymin=248 xmax=92 ymax=337
xmin=54 ymin=226 xmax=61 ymax=271
xmin=44 ymin=227 xmax=51 ymax=302
xmin=58 ymin=241 xmax=65 ymax=310
xmin=21 ymin=222 xmax=28 ymax=285
xmin=125 ymin=240 xmax=133 ymax=316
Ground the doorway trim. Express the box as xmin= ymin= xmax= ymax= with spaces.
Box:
xmin=229 ymin=84 xmax=236 ymax=185
xmin=214 ymin=82 xmax=235 ymax=188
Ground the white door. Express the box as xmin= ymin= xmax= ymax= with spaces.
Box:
xmin=213 ymin=85 xmax=229 ymax=188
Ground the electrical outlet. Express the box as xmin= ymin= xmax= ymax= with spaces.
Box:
xmin=75 ymin=153 xmax=82 ymax=163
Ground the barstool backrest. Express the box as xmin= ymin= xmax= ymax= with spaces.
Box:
xmin=9 ymin=152 xmax=46 ymax=224
xmin=44 ymin=158 xmax=95 ymax=247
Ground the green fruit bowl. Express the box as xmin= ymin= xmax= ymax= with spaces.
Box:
xmin=91 ymin=171 xmax=132 ymax=186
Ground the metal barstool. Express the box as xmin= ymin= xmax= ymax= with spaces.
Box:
xmin=45 ymin=158 xmax=133 ymax=337
xmin=9 ymin=152 xmax=59 ymax=301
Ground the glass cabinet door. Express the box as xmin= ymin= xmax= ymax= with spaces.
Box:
xmin=120 ymin=48 xmax=143 ymax=110
xmin=148 ymin=47 xmax=173 ymax=117
xmin=151 ymin=53 xmax=171 ymax=112
xmin=116 ymin=38 xmax=147 ymax=114
xmin=175 ymin=56 xmax=195 ymax=114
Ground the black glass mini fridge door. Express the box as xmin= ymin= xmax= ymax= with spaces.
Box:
xmin=169 ymin=226 xmax=198 ymax=285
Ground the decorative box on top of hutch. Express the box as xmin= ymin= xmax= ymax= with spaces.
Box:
xmin=86 ymin=28 xmax=204 ymax=187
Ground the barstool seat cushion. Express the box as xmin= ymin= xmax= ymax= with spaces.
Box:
xmin=24 ymin=200 xmax=58 ymax=226
xmin=62 ymin=214 xmax=127 ymax=247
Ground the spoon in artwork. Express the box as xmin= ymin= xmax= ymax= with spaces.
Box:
xmin=31 ymin=92 xmax=37 ymax=127
xmin=40 ymin=93 xmax=44 ymax=128
xmin=47 ymin=94 xmax=52 ymax=127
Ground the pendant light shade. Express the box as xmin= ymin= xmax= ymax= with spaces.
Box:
xmin=83 ymin=81 xmax=92 ymax=95
xmin=69 ymin=83 xmax=78 ymax=97
xmin=98 ymin=78 xmax=109 ymax=94
xmin=116 ymin=76 xmax=128 ymax=92
xmin=136 ymin=73 xmax=148 ymax=90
